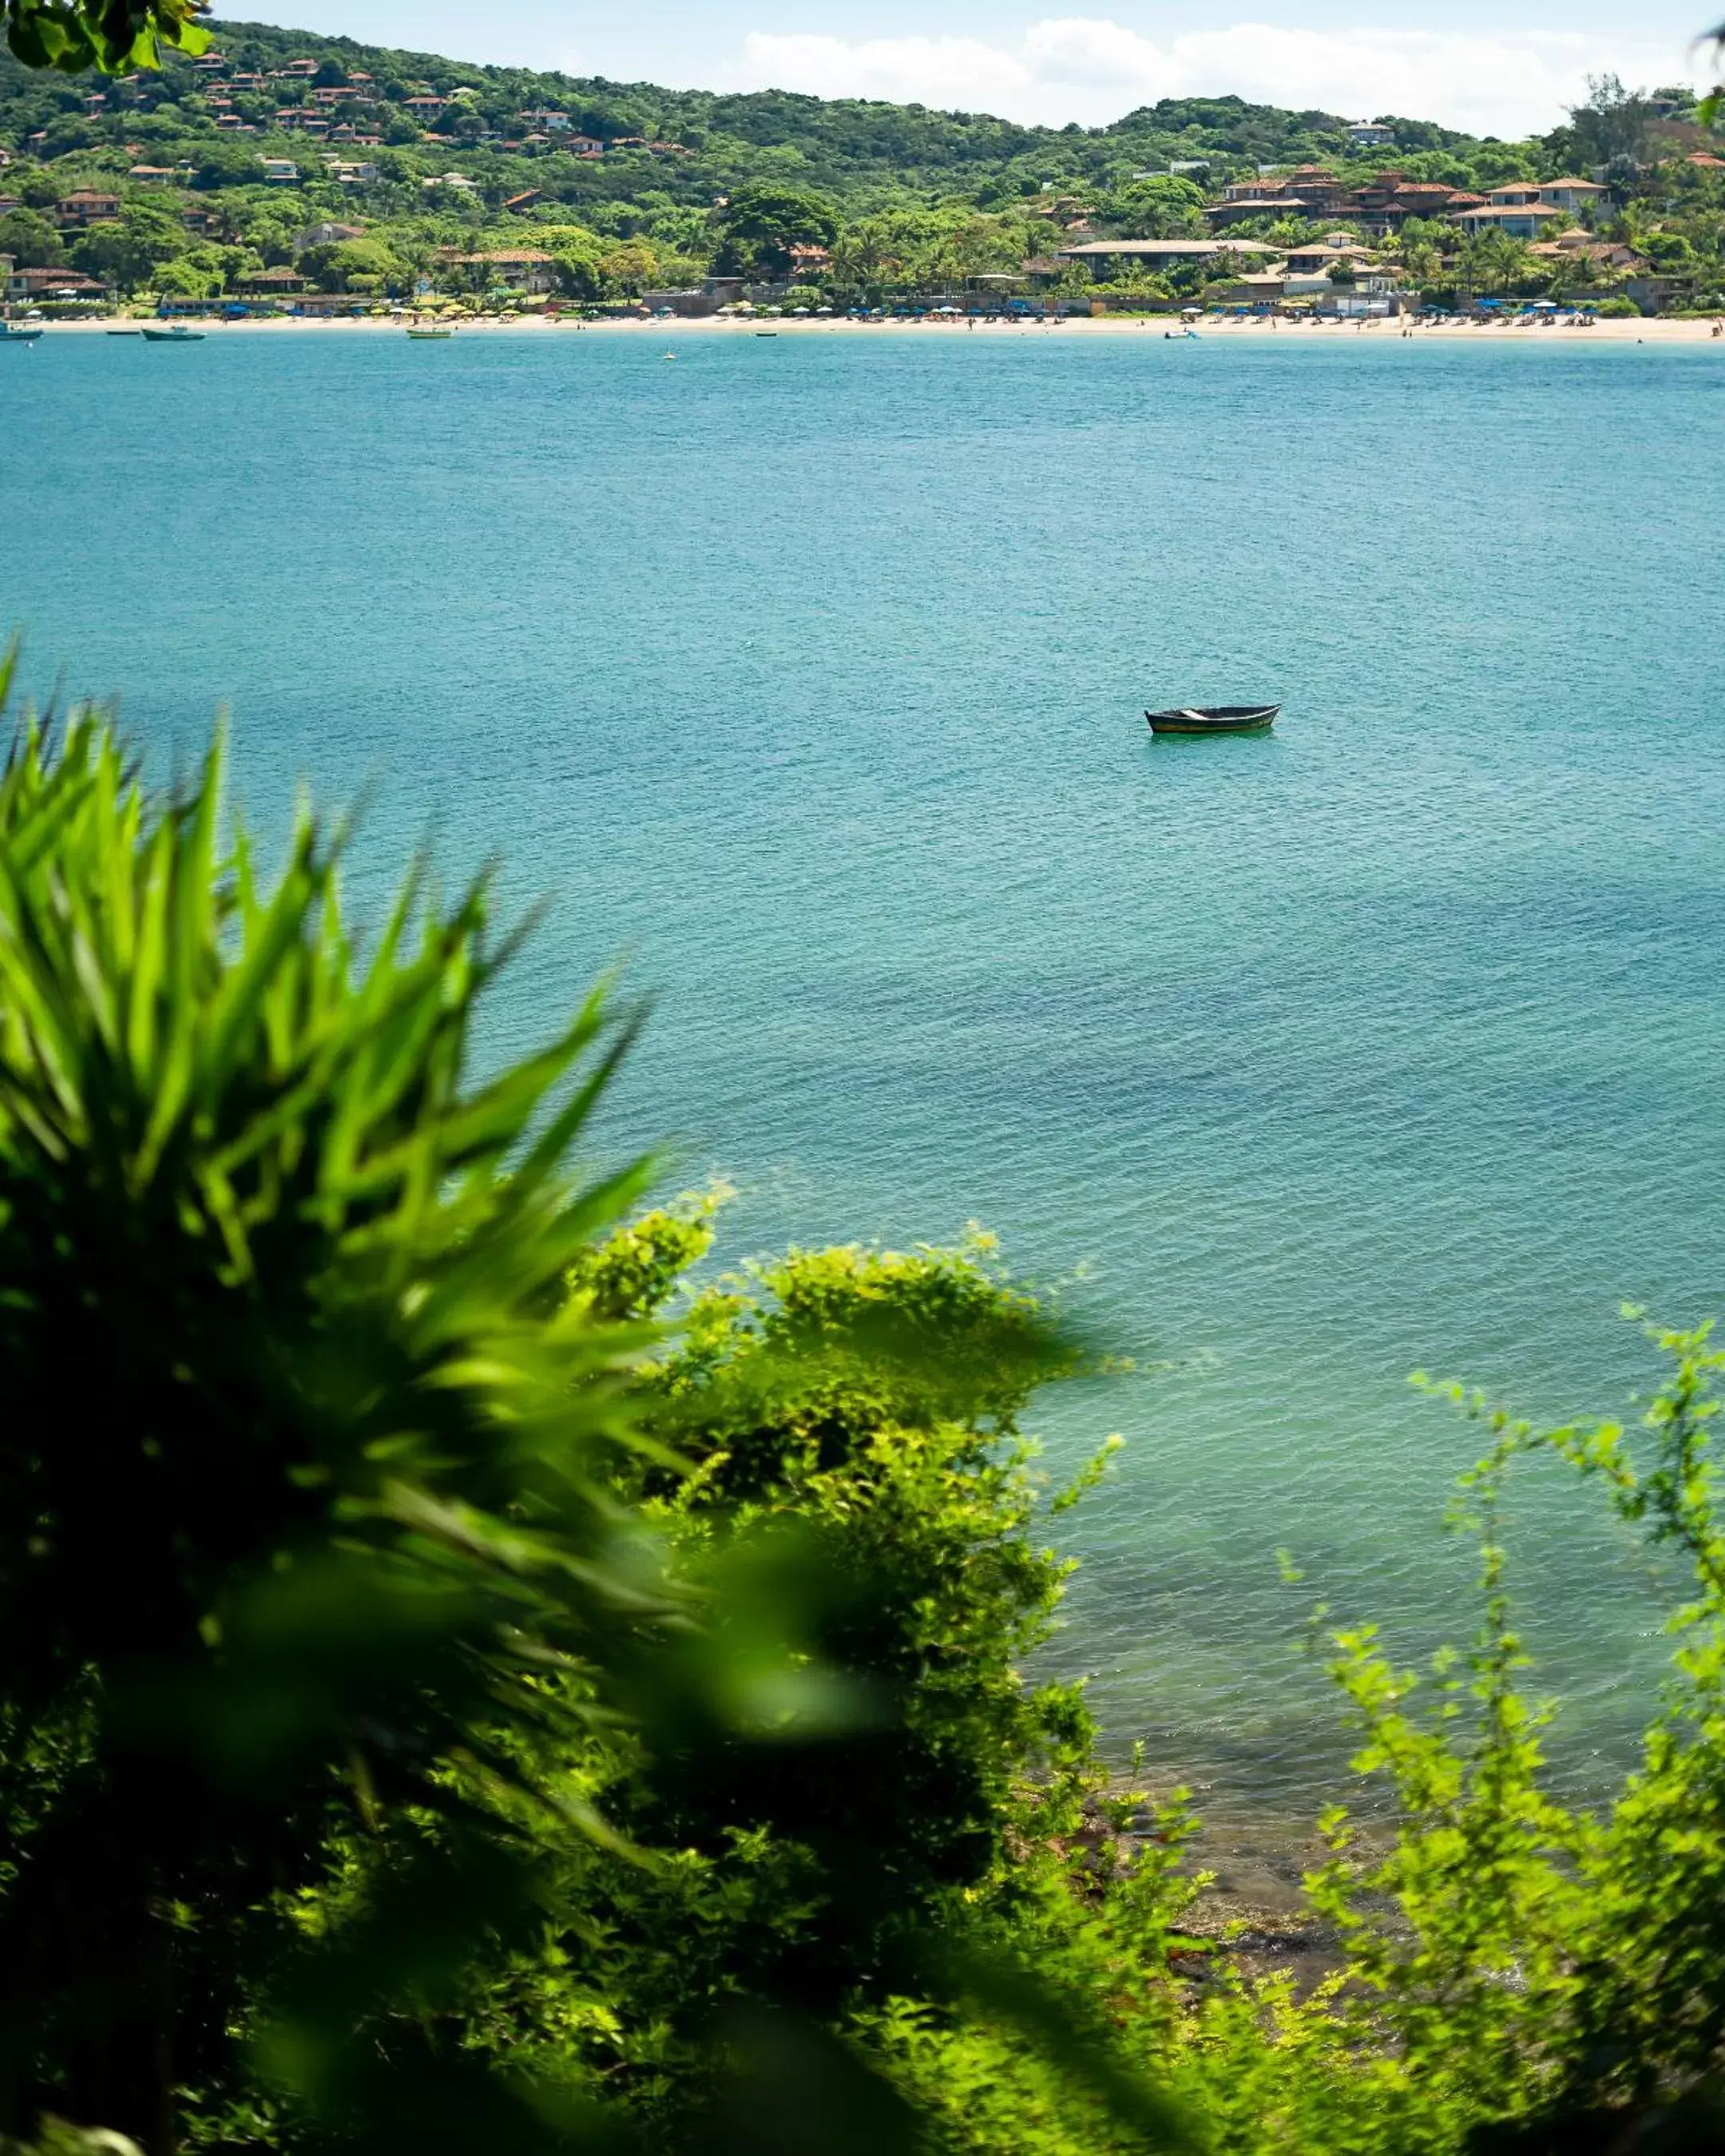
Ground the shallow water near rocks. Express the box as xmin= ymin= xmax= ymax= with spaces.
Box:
xmin=10 ymin=326 xmax=1725 ymax=1821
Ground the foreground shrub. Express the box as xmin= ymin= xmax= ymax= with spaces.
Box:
xmin=0 ymin=664 xmax=676 ymax=2151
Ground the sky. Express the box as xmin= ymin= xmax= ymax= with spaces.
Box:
xmin=240 ymin=0 xmax=1725 ymax=139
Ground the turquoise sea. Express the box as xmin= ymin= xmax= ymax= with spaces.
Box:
xmin=8 ymin=325 xmax=1725 ymax=1817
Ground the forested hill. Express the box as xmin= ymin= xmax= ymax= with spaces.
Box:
xmin=0 ymin=14 xmax=1496 ymax=214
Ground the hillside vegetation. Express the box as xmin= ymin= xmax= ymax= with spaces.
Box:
xmin=0 ymin=15 xmax=1488 ymax=205
xmin=2 ymin=23 xmax=1721 ymax=311
xmin=0 ymin=19 xmax=1523 ymax=307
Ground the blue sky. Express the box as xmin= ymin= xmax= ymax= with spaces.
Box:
xmin=241 ymin=0 xmax=1722 ymax=137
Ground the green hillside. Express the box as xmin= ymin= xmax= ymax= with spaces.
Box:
xmin=4 ymin=20 xmax=1718 ymax=311
xmin=0 ymin=13 xmax=1497 ymax=221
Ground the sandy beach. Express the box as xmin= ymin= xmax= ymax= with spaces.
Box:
xmin=30 ymin=308 xmax=1725 ymax=343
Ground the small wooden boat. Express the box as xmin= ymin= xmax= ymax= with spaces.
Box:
xmin=406 ymin=326 xmax=454 ymax=339
xmin=107 ymin=327 xmax=143 ymax=336
xmin=0 ymin=323 xmax=43 ymax=343
xmin=141 ymin=325 xmax=204 ymax=341
xmin=1146 ymin=703 xmax=1279 ymax=735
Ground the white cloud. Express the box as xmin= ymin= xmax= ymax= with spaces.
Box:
xmin=732 ymin=18 xmax=1706 ymax=137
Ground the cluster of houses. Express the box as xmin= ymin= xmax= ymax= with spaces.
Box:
xmin=1033 ymin=166 xmax=1694 ymax=312
xmin=6 ymin=122 xmax=1718 ymax=319
xmin=1203 ymin=164 xmax=1608 ymax=234
xmin=145 ymin=50 xmax=689 ymax=160
xmin=1029 ymin=234 xmax=1404 ymax=314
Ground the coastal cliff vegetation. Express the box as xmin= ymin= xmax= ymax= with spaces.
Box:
xmin=5 ymin=660 xmax=1725 ymax=2155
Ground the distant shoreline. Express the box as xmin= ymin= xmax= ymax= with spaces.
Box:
xmin=29 ymin=311 xmax=1725 ymax=346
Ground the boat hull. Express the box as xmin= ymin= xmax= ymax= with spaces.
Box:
xmin=1145 ymin=704 xmax=1279 ymax=735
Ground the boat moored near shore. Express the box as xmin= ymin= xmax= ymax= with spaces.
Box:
xmin=1146 ymin=703 xmax=1280 ymax=735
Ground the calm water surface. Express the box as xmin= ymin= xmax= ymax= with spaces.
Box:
xmin=8 ymin=325 xmax=1725 ymax=1816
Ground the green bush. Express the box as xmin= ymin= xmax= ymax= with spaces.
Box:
xmin=0 ymin=661 xmax=674 ymax=2150
xmin=1596 ymin=295 xmax=1643 ymax=316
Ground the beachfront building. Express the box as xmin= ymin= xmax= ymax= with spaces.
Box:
xmin=1528 ymin=229 xmax=1641 ymax=275
xmin=445 ymin=248 xmax=558 ymax=292
xmin=1222 ymin=264 xmax=1412 ymax=313
xmin=1281 ymin=240 xmax=1374 ymax=274
xmin=1450 ymin=201 xmax=1568 ymax=241
xmin=1220 ymin=271 xmax=1294 ymax=305
xmin=288 ymin=291 xmax=375 ymax=315
xmin=1050 ymin=237 xmax=1281 ymax=277
xmin=237 ymin=267 xmax=310 ymax=296
xmin=6 ymin=264 xmax=110 ymax=305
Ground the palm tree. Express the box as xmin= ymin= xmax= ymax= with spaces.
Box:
xmin=831 ymin=216 xmax=896 ymax=295
xmin=1398 ymin=232 xmax=1443 ymax=290
xmin=1461 ymin=229 xmax=1533 ymax=297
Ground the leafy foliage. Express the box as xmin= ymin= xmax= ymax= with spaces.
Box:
xmin=6 ymin=0 xmax=204 ymax=78
xmin=0 ymin=654 xmax=670 ymax=2147
xmin=711 ymin=183 xmax=839 ymax=276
